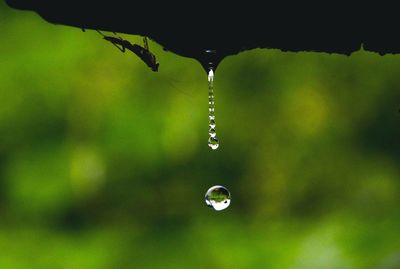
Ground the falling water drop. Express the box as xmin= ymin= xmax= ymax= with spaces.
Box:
xmin=208 ymin=136 xmax=219 ymax=150
xmin=207 ymin=68 xmax=220 ymax=150
xmin=208 ymin=127 xmax=217 ymax=138
xmin=209 ymin=117 xmax=216 ymax=128
xmin=205 ymin=185 xmax=231 ymax=211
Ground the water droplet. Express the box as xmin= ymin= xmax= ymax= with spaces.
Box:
xmin=208 ymin=69 xmax=214 ymax=83
xmin=205 ymin=185 xmax=231 ymax=211
xmin=208 ymin=127 xmax=217 ymax=138
xmin=208 ymin=136 xmax=219 ymax=150
xmin=209 ymin=118 xmax=216 ymax=128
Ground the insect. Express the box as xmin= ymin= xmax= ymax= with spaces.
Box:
xmin=96 ymin=30 xmax=159 ymax=72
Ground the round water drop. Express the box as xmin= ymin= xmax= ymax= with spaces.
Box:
xmin=208 ymin=136 xmax=219 ymax=150
xmin=208 ymin=127 xmax=217 ymax=138
xmin=205 ymin=185 xmax=231 ymax=211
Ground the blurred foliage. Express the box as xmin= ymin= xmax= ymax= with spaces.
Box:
xmin=1 ymin=2 xmax=400 ymax=269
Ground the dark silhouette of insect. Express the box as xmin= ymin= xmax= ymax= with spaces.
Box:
xmin=96 ymin=30 xmax=159 ymax=72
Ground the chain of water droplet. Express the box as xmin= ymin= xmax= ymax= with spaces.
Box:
xmin=208 ymin=69 xmax=219 ymax=150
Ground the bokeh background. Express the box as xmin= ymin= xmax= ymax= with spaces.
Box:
xmin=1 ymin=2 xmax=400 ymax=268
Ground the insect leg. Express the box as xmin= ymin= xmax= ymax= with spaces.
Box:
xmin=97 ymin=30 xmax=126 ymax=52
xmin=143 ymin=37 xmax=149 ymax=51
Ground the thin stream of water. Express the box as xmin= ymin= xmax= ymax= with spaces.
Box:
xmin=207 ymin=69 xmax=219 ymax=150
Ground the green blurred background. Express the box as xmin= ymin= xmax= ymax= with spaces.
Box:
xmin=1 ymin=3 xmax=400 ymax=268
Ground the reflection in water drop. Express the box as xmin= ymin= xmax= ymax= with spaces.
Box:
xmin=208 ymin=136 xmax=219 ymax=150
xmin=209 ymin=118 xmax=216 ymax=128
xmin=205 ymin=185 xmax=231 ymax=211
xmin=208 ymin=127 xmax=217 ymax=138
xmin=207 ymin=69 xmax=220 ymax=150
